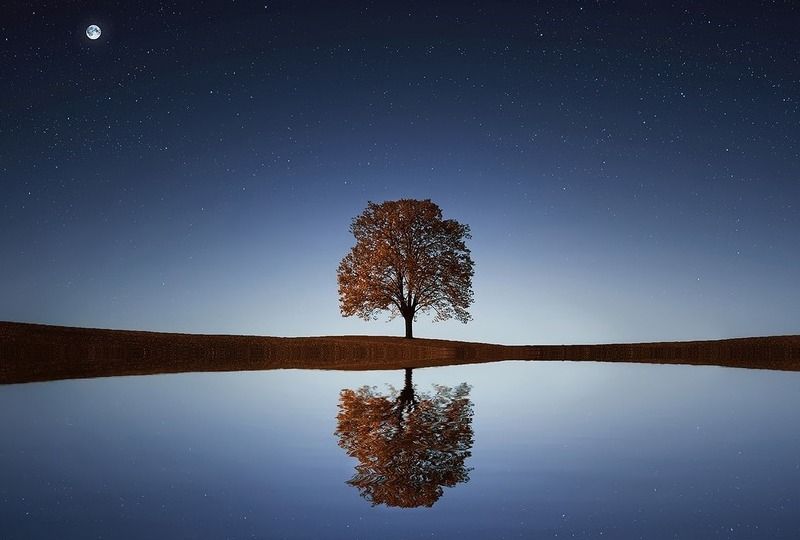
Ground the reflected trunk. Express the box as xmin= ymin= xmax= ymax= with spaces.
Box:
xmin=397 ymin=368 xmax=415 ymax=412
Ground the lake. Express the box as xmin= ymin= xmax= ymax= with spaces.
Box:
xmin=1 ymin=361 xmax=799 ymax=539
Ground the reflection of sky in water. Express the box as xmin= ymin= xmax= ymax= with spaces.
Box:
xmin=1 ymin=362 xmax=799 ymax=538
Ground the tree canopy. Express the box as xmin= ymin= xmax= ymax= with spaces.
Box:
xmin=337 ymin=199 xmax=474 ymax=338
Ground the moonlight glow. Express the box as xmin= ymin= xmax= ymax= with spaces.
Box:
xmin=86 ymin=25 xmax=101 ymax=40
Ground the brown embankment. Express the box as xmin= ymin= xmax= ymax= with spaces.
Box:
xmin=1 ymin=321 xmax=799 ymax=385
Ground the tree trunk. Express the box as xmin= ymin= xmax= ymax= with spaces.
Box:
xmin=404 ymin=313 xmax=413 ymax=339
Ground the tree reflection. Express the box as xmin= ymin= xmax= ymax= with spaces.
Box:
xmin=335 ymin=368 xmax=474 ymax=508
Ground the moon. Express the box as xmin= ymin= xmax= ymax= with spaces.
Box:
xmin=86 ymin=25 xmax=101 ymax=40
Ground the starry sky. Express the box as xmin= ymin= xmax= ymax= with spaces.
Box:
xmin=1 ymin=1 xmax=798 ymax=344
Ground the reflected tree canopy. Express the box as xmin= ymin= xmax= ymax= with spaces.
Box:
xmin=335 ymin=368 xmax=474 ymax=508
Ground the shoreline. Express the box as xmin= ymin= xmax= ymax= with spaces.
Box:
xmin=1 ymin=321 xmax=799 ymax=385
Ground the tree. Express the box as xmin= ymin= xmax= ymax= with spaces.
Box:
xmin=337 ymin=199 xmax=474 ymax=338
xmin=335 ymin=369 xmax=474 ymax=508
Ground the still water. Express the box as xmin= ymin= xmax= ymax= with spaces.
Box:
xmin=1 ymin=361 xmax=799 ymax=539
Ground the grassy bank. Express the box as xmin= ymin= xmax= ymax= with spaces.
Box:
xmin=1 ymin=321 xmax=799 ymax=384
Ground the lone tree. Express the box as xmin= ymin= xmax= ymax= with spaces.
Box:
xmin=337 ymin=199 xmax=474 ymax=338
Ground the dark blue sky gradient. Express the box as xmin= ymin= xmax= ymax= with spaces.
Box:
xmin=1 ymin=1 xmax=798 ymax=343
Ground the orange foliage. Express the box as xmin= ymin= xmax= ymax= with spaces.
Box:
xmin=337 ymin=199 xmax=474 ymax=337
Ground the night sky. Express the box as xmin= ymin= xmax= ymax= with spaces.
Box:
xmin=2 ymin=1 xmax=798 ymax=344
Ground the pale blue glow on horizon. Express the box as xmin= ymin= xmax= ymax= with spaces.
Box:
xmin=2 ymin=171 xmax=798 ymax=344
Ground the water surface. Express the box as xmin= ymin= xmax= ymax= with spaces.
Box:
xmin=1 ymin=361 xmax=799 ymax=538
